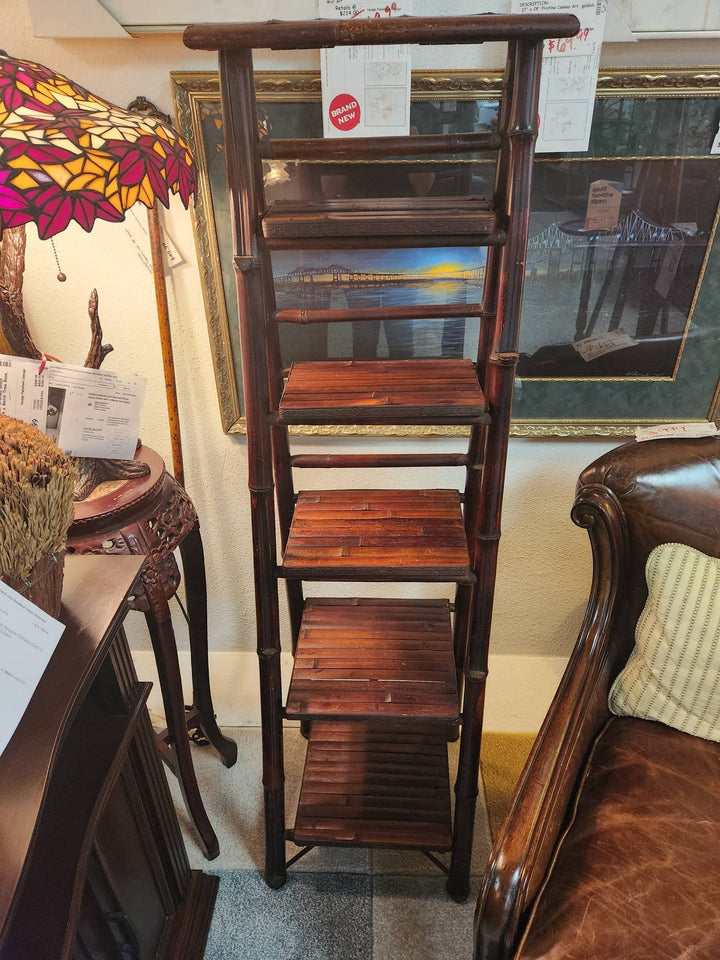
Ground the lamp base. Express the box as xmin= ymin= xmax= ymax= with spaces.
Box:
xmin=73 ymin=457 xmax=151 ymax=502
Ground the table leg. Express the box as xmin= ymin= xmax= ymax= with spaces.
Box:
xmin=144 ymin=593 xmax=220 ymax=860
xmin=179 ymin=523 xmax=238 ymax=768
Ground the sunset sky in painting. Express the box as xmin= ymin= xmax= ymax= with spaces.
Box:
xmin=272 ymin=247 xmax=486 ymax=277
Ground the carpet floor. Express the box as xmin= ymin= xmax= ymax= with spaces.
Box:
xmin=166 ymin=726 xmax=533 ymax=960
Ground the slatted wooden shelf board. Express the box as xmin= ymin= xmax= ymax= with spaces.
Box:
xmin=278 ymin=359 xmax=490 ymax=425
xmin=285 ymin=598 xmax=459 ymax=722
xmin=280 ymin=488 xmax=472 ymax=582
xmin=293 ymin=721 xmax=452 ymax=849
xmin=262 ymin=196 xmax=501 ymax=248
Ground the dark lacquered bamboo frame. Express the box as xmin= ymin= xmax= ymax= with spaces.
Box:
xmin=208 ymin=14 xmax=570 ymax=896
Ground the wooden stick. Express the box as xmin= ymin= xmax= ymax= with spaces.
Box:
xmin=147 ymin=203 xmax=184 ymax=487
xmin=185 ymin=14 xmax=580 ymax=51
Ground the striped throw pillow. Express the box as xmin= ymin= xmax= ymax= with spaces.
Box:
xmin=609 ymin=542 xmax=720 ymax=741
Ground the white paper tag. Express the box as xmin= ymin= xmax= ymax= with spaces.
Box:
xmin=0 ymin=354 xmax=146 ymax=460
xmin=573 ymin=330 xmax=636 ymax=362
xmin=512 ymin=0 xmax=607 ymax=154
xmin=585 ymin=179 xmax=622 ymax=231
xmin=635 ymin=422 xmax=719 ymax=442
xmin=710 ymin=122 xmax=720 ymax=155
xmin=123 ymin=206 xmax=185 ymax=275
xmin=0 ymin=580 xmax=65 ymax=758
xmin=47 ymin=362 xmax=146 ymax=460
xmin=320 ymin=0 xmax=413 ymax=140
xmin=0 ymin=357 xmax=48 ymax=429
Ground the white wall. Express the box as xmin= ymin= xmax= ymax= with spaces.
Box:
xmin=6 ymin=0 xmax=715 ymax=724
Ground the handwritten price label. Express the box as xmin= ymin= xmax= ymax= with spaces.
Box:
xmin=547 ymin=27 xmax=591 ymax=53
xmin=349 ymin=2 xmax=399 ymax=14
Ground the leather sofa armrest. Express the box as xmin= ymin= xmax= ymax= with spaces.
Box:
xmin=474 ymin=483 xmax=629 ymax=960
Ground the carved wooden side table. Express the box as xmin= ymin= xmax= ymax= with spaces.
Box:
xmin=67 ymin=445 xmax=236 ymax=860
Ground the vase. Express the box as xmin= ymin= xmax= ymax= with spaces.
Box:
xmin=2 ymin=551 xmax=65 ymax=619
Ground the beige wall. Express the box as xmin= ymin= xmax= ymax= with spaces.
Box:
xmin=5 ymin=0 xmax=714 ymax=674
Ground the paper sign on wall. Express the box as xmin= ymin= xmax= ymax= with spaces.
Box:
xmin=511 ymin=0 xmax=608 ymax=154
xmin=320 ymin=0 xmax=413 ymax=140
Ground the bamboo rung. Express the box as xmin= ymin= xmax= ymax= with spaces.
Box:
xmin=276 ymin=303 xmax=481 ymax=325
xmin=293 ymin=721 xmax=452 ymax=849
xmin=278 ymin=359 xmax=489 ymax=426
xmin=290 ymin=453 xmax=469 ymax=469
xmin=286 ymin=598 xmax=459 ymax=722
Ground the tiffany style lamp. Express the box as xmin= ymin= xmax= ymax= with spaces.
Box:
xmin=0 ymin=54 xmax=195 ymax=235
xmin=0 ymin=52 xmax=196 ymax=492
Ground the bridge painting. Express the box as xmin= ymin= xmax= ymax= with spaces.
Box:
xmin=268 ymin=208 xmax=705 ymax=378
xmin=273 ymin=250 xmax=487 ymax=292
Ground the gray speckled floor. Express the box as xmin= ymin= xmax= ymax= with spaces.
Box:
xmin=166 ymin=727 xmax=490 ymax=960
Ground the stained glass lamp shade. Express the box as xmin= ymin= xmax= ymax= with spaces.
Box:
xmin=0 ymin=54 xmax=196 ymax=238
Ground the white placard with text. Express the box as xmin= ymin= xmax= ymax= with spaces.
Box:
xmin=320 ymin=0 xmax=413 ymax=139
xmin=512 ymin=0 xmax=608 ymax=154
xmin=0 ymin=581 xmax=65 ymax=758
xmin=0 ymin=354 xmax=146 ymax=460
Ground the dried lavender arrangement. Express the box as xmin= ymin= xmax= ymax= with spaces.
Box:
xmin=0 ymin=415 xmax=76 ymax=616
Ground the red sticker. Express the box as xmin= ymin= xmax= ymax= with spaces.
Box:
xmin=329 ymin=93 xmax=361 ymax=131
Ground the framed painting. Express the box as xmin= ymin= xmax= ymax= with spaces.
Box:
xmin=171 ymin=68 xmax=720 ymax=436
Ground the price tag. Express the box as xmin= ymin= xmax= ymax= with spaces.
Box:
xmin=511 ymin=0 xmax=608 ymax=153
xmin=573 ymin=330 xmax=636 ymax=362
xmin=320 ymin=0 xmax=413 ymax=140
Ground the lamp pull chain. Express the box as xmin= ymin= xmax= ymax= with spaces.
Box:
xmin=50 ymin=237 xmax=66 ymax=282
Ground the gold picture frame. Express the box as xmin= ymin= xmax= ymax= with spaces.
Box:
xmin=171 ymin=68 xmax=720 ymax=437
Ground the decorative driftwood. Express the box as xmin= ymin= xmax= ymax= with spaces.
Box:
xmin=84 ymin=288 xmax=114 ymax=369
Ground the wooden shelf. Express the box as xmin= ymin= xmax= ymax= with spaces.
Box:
xmin=293 ymin=721 xmax=452 ymax=849
xmin=285 ymin=598 xmax=458 ymax=722
xmin=262 ymin=196 xmax=503 ymax=249
xmin=278 ymin=359 xmax=490 ymax=426
xmin=280 ymin=488 xmax=472 ymax=582
xmin=212 ymin=13 xmax=564 ymax=893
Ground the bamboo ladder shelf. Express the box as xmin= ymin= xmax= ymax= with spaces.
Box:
xmin=184 ymin=12 xmax=579 ymax=902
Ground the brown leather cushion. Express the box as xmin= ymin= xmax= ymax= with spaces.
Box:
xmin=515 ymin=717 xmax=720 ymax=960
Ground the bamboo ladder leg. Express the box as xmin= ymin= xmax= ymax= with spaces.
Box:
xmin=263 ymin=256 xmax=308 ymax=735
xmin=452 ymin=46 xmax=516 ymax=688
xmin=263 ymin=267 xmax=305 ymax=654
xmin=448 ymin=38 xmax=543 ymax=902
xmin=219 ymin=48 xmax=287 ymax=887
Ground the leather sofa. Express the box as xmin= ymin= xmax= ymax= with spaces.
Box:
xmin=474 ymin=435 xmax=720 ymax=960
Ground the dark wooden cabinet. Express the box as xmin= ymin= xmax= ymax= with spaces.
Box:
xmin=0 ymin=556 xmax=217 ymax=960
